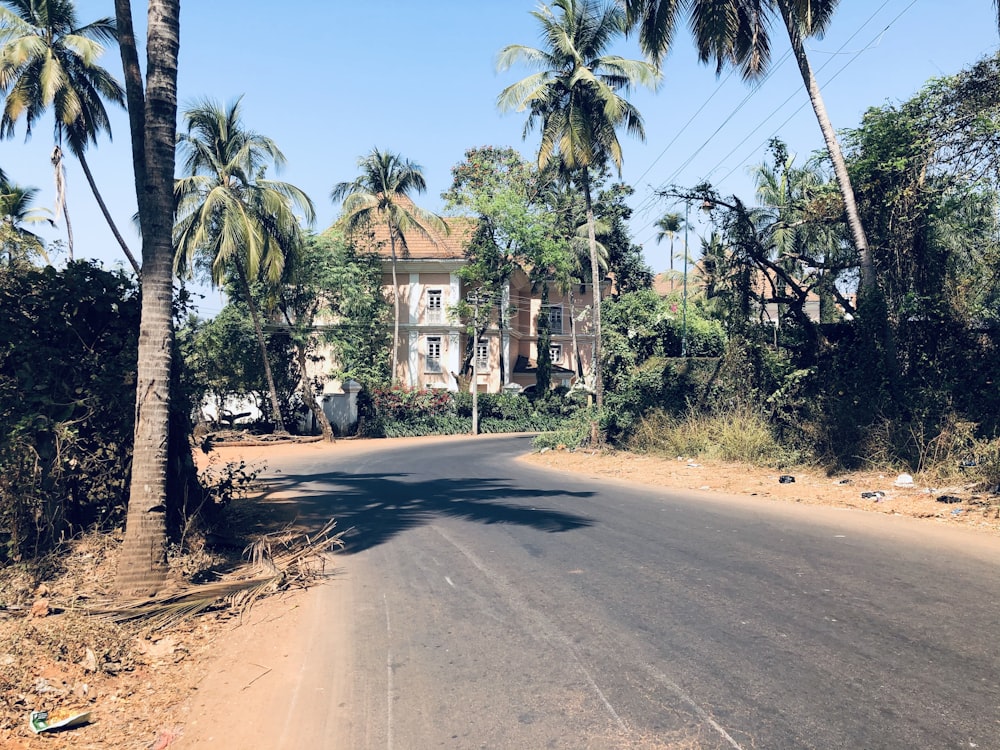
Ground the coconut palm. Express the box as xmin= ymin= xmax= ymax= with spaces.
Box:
xmin=173 ymin=97 xmax=315 ymax=434
xmin=0 ymin=176 xmax=52 ymax=265
xmin=498 ymin=0 xmax=660 ymax=409
xmin=752 ymin=147 xmax=846 ymax=325
xmin=0 ymin=0 xmax=140 ymax=274
xmin=567 ymin=218 xmax=610 ymax=379
xmin=113 ymin=0 xmax=179 ymax=595
xmin=654 ymin=210 xmax=683 ymax=271
xmin=331 ymin=148 xmax=447 ymax=382
xmin=622 ymin=0 xmax=874 ymax=297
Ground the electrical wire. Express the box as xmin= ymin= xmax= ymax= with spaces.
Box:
xmin=630 ymin=0 xmax=906 ymax=238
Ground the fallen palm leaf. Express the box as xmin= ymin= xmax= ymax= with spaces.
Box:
xmin=85 ymin=519 xmax=344 ymax=631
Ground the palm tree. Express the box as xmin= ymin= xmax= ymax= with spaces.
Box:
xmin=654 ymin=210 xmax=683 ymax=271
xmin=498 ymin=0 xmax=660 ymax=409
xmin=173 ymin=97 xmax=315 ymax=434
xmin=567 ymin=217 xmax=610 ymax=380
xmin=112 ymin=0 xmax=179 ymax=596
xmin=0 ymin=176 xmax=52 ymax=265
xmin=331 ymin=148 xmax=447 ymax=382
xmin=0 ymin=0 xmax=140 ymax=274
xmin=622 ymin=0 xmax=874 ymax=297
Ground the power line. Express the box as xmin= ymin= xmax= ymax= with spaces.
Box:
xmin=632 ymin=48 xmax=795 ymax=219
xmin=631 ymin=0 xmax=910 ymax=244
xmin=630 ymin=66 xmax=738 ymax=189
xmin=702 ymin=0 xmax=910 ymax=188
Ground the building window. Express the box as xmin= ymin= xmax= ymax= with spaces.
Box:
xmin=426 ymin=289 xmax=443 ymax=323
xmin=425 ymin=336 xmax=442 ymax=372
xmin=474 ymin=341 xmax=490 ymax=371
xmin=544 ymin=304 xmax=563 ymax=335
xmin=549 ymin=342 xmax=562 ymax=364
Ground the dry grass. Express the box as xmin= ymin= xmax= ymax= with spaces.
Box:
xmin=628 ymin=407 xmax=800 ymax=468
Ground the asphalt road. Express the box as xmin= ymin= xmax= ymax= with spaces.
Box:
xmin=262 ymin=434 xmax=1000 ymax=749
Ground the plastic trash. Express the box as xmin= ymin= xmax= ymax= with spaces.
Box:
xmin=936 ymin=495 xmax=962 ymax=504
xmin=779 ymin=475 xmax=795 ymax=484
xmin=861 ymin=491 xmax=885 ymax=500
xmin=29 ymin=709 xmax=92 ymax=734
xmin=894 ymin=473 xmax=914 ymax=487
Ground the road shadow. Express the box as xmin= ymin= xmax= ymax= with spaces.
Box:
xmin=253 ymin=471 xmax=596 ymax=553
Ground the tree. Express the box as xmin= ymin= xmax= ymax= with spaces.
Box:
xmin=0 ymin=0 xmax=139 ymax=274
xmin=332 ymin=148 xmax=446 ymax=383
xmin=0 ymin=175 xmax=51 ymax=266
xmin=277 ymin=231 xmax=391 ymax=439
xmin=668 ymin=174 xmax=849 ymax=354
xmin=444 ymin=146 xmax=548 ymax=382
xmin=173 ymin=97 xmax=315 ymax=434
xmin=565 ymin=219 xmax=606 ymax=378
xmin=752 ymin=141 xmax=847 ymax=324
xmin=181 ymin=294 xmax=298 ymax=428
xmin=497 ymin=0 xmax=660 ymax=409
xmin=113 ymin=0 xmax=179 ymax=596
xmin=541 ymin=174 xmax=610 ymax=380
xmin=654 ymin=210 xmax=683 ymax=271
xmin=593 ymin=180 xmax=652 ymax=294
xmin=622 ymin=0 xmax=874 ymax=299
xmin=843 ymin=53 xmax=1000 ymax=431
xmin=0 ymin=261 xmax=139 ymax=562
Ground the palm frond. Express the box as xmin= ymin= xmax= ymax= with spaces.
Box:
xmin=85 ymin=520 xmax=344 ymax=631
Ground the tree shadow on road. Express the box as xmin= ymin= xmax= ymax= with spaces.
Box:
xmin=253 ymin=471 xmax=596 ymax=553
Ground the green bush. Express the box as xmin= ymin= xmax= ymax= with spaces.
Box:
xmin=361 ymin=385 xmax=579 ymax=439
xmin=0 ymin=263 xmax=139 ymax=562
xmin=533 ymin=408 xmax=602 ymax=451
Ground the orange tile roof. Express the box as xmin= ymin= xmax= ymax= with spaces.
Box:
xmin=336 ymin=196 xmax=475 ymax=260
xmin=653 ymin=272 xmax=683 ymax=296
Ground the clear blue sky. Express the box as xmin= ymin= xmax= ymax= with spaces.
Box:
xmin=3 ymin=0 xmax=998 ymax=316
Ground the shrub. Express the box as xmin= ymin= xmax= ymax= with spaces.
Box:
xmin=626 ymin=406 xmax=802 ymax=468
xmin=0 ymin=263 xmax=139 ymax=562
xmin=370 ymin=385 xmax=453 ymax=421
xmin=533 ymin=408 xmax=602 ymax=451
xmin=360 ymin=385 xmax=580 ymax=439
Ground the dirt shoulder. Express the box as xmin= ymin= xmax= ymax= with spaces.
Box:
xmin=520 ymin=448 xmax=1000 ymax=536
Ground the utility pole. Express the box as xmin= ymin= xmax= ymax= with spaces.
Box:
xmin=468 ymin=291 xmax=484 ymax=436
xmin=682 ymin=199 xmax=689 ymax=357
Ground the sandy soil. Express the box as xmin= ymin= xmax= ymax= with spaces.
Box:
xmin=2 ymin=435 xmax=997 ymax=749
xmin=521 ymin=448 xmax=1000 ymax=535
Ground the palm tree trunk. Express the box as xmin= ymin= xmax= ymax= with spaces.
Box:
xmin=569 ymin=288 xmax=582 ymax=378
xmin=63 ymin=200 xmax=74 ymax=261
xmin=51 ymin=145 xmax=74 ymax=260
xmin=389 ymin=231 xmax=400 ymax=383
xmin=780 ymin=7 xmax=873 ymax=296
xmin=582 ymin=169 xmax=603 ymax=410
xmin=780 ymin=5 xmax=900 ymax=399
xmin=77 ymin=150 xmax=141 ymax=276
xmin=114 ymin=0 xmax=180 ymax=597
xmin=235 ymin=260 xmax=287 ymax=434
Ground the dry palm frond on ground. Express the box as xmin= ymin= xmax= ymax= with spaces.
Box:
xmin=85 ymin=519 xmax=344 ymax=631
